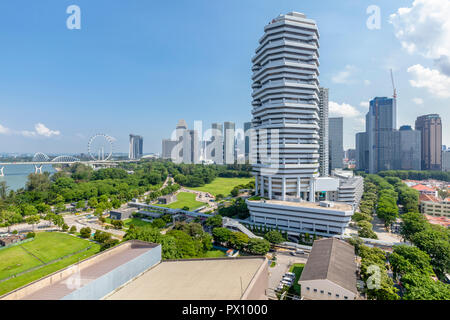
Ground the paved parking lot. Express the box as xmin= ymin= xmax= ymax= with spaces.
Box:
xmin=268 ymin=251 xmax=307 ymax=290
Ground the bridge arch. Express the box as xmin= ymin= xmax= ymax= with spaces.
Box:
xmin=32 ymin=152 xmax=50 ymax=162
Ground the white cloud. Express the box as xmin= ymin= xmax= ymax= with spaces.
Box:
xmin=359 ymin=101 xmax=370 ymax=108
xmin=16 ymin=123 xmax=61 ymax=138
xmin=34 ymin=123 xmax=60 ymax=137
xmin=364 ymin=80 xmax=371 ymax=86
xmin=331 ymin=65 xmax=357 ymax=84
xmin=390 ymin=0 xmax=450 ymax=75
xmin=407 ymin=64 xmax=450 ymax=98
xmin=0 ymin=124 xmax=10 ymax=134
xmin=329 ymin=101 xmax=360 ymax=118
xmin=412 ymin=97 xmax=424 ymax=105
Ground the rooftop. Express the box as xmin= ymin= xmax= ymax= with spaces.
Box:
xmin=252 ymin=199 xmax=352 ymax=212
xmin=419 ymin=193 xmax=439 ymax=203
xmin=299 ymin=238 xmax=357 ymax=294
xmin=424 ymin=214 xmax=450 ymax=228
xmin=411 ymin=184 xmax=436 ymax=192
xmin=105 ymin=257 xmax=267 ymax=300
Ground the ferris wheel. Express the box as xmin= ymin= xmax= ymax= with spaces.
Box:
xmin=87 ymin=134 xmax=114 ymax=161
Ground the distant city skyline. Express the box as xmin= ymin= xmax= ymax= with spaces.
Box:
xmin=1 ymin=0 xmax=449 ymax=154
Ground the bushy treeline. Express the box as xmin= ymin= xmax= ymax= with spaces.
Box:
xmin=377 ymin=170 xmax=450 ymax=182
xmin=124 ymin=221 xmax=213 ymax=259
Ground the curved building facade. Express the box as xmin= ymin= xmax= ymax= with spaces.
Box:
xmin=251 ymin=12 xmax=320 ymax=201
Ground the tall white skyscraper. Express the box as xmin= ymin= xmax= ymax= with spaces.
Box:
xmin=250 ymin=12 xmax=320 ymax=201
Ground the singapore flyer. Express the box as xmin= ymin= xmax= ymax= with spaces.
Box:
xmin=87 ymin=134 xmax=114 ymax=161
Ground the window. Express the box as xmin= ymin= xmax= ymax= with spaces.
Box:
xmin=328 ymin=292 xmax=332 ymax=296
xmin=336 ymin=294 xmax=340 ymax=298
xmin=344 ymin=296 xmax=348 ymax=300
xmin=320 ymin=290 xmax=324 ymax=294
xmin=306 ymin=287 xmax=310 ymax=291
xmin=313 ymin=288 xmax=317 ymax=292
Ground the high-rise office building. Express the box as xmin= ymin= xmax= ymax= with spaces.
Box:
xmin=129 ymin=134 xmax=143 ymax=160
xmin=415 ymin=114 xmax=442 ymax=170
xmin=244 ymin=122 xmax=252 ymax=162
xmin=206 ymin=122 xmax=224 ymax=164
xmin=356 ymin=97 xmax=396 ymax=173
xmin=443 ymin=150 xmax=450 ymax=172
xmin=355 ymin=132 xmax=368 ymax=171
xmin=161 ymin=119 xmax=199 ymax=164
xmin=250 ymin=11 xmax=320 ymax=201
xmin=183 ymin=129 xmax=200 ymax=164
xmin=329 ymin=117 xmax=343 ymax=172
xmin=318 ymin=88 xmax=329 ymax=176
xmin=224 ymin=121 xmax=236 ymax=164
xmin=395 ymin=125 xmax=421 ymax=170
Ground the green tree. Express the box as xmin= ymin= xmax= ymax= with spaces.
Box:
xmin=264 ymin=230 xmax=284 ymax=244
xmin=247 ymin=238 xmax=270 ymax=255
xmin=80 ymin=227 xmax=91 ymax=238
xmin=205 ymin=215 xmax=223 ymax=228
xmin=229 ymin=232 xmax=249 ymax=250
xmin=212 ymin=227 xmax=232 ymax=244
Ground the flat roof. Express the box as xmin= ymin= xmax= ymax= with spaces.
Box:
xmin=105 ymin=257 xmax=266 ymax=300
xmin=6 ymin=241 xmax=158 ymax=300
xmin=256 ymin=199 xmax=352 ymax=211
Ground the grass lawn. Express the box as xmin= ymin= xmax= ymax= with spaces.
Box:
xmin=156 ymin=192 xmax=204 ymax=211
xmin=201 ymin=250 xmax=226 ymax=258
xmin=123 ymin=218 xmax=152 ymax=228
xmin=190 ymin=177 xmax=254 ymax=196
xmin=20 ymin=232 xmax=93 ymax=263
xmin=288 ymin=263 xmax=305 ymax=296
xmin=0 ymin=232 xmax=100 ymax=296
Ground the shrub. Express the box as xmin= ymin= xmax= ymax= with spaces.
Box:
xmin=80 ymin=227 xmax=91 ymax=238
xmin=69 ymin=225 xmax=77 ymax=233
xmin=26 ymin=232 xmax=35 ymax=239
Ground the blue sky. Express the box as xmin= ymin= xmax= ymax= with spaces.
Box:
xmin=0 ymin=0 xmax=449 ymax=154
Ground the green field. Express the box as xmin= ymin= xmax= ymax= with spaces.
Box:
xmin=123 ymin=218 xmax=152 ymax=228
xmin=201 ymin=250 xmax=226 ymax=258
xmin=0 ymin=232 xmax=100 ymax=296
xmin=288 ymin=263 xmax=305 ymax=296
xmin=157 ymin=192 xmax=204 ymax=210
xmin=190 ymin=177 xmax=254 ymax=196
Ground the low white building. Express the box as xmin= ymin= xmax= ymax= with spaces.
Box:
xmin=299 ymin=238 xmax=357 ymax=300
xmin=246 ymin=199 xmax=353 ymax=237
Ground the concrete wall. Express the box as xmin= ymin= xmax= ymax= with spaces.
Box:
xmin=299 ymin=279 xmax=356 ymax=300
xmin=241 ymin=258 xmax=269 ymax=300
xmin=62 ymin=244 xmax=161 ymax=300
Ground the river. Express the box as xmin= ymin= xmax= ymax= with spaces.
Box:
xmin=0 ymin=164 xmax=56 ymax=191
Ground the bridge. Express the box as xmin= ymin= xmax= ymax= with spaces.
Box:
xmin=0 ymin=152 xmax=140 ymax=176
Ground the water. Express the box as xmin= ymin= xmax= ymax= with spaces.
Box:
xmin=0 ymin=164 xmax=56 ymax=191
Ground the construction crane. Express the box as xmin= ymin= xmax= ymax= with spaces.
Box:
xmin=390 ymin=69 xmax=397 ymax=100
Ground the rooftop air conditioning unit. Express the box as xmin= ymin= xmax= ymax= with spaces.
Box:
xmin=319 ymin=201 xmax=334 ymax=208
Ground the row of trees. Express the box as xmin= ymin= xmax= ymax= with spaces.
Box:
xmin=389 ymin=244 xmax=450 ymax=299
xmin=124 ymin=221 xmax=214 ymax=259
xmin=400 ymin=211 xmax=450 ymax=279
xmin=350 ymin=238 xmax=399 ymax=300
xmin=212 ymin=227 xmax=271 ymax=255
xmin=377 ymin=170 xmax=450 ymax=183
xmin=352 ymin=179 xmax=378 ymax=239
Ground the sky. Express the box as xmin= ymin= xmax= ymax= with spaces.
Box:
xmin=0 ymin=0 xmax=449 ymax=154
